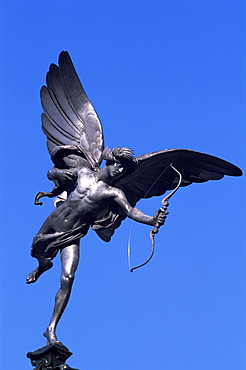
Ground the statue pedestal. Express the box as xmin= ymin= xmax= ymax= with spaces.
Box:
xmin=27 ymin=342 xmax=78 ymax=369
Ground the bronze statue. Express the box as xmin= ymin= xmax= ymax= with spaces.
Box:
xmin=26 ymin=51 xmax=242 ymax=345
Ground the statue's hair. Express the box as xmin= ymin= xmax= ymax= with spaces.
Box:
xmin=102 ymin=147 xmax=137 ymax=174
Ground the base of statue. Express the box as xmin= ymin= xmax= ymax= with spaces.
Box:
xmin=27 ymin=342 xmax=78 ymax=369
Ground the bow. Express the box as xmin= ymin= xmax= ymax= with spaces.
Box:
xmin=128 ymin=163 xmax=183 ymax=272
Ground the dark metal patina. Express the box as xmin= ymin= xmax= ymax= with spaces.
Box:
xmin=27 ymin=52 xmax=242 ymax=367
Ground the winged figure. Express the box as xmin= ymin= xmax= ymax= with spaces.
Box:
xmin=26 ymin=51 xmax=242 ymax=345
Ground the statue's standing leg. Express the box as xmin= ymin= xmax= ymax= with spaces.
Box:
xmin=43 ymin=240 xmax=80 ymax=344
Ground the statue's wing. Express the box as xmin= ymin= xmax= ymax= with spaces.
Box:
xmin=116 ymin=149 xmax=242 ymax=205
xmin=92 ymin=149 xmax=242 ymax=242
xmin=41 ymin=51 xmax=104 ymax=169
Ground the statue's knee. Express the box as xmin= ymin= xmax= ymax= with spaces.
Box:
xmin=60 ymin=273 xmax=74 ymax=286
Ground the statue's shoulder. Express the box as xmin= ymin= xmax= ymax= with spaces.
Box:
xmin=77 ymin=167 xmax=99 ymax=186
xmin=77 ymin=167 xmax=94 ymax=175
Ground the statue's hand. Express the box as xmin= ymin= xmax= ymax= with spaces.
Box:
xmin=48 ymin=168 xmax=76 ymax=185
xmin=153 ymin=200 xmax=169 ymax=228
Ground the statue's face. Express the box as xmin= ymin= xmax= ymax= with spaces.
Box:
xmin=107 ymin=162 xmax=125 ymax=178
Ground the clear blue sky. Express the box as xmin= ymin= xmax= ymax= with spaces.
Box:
xmin=1 ymin=1 xmax=245 ymax=369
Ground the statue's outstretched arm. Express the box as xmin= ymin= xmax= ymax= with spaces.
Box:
xmin=127 ymin=207 xmax=156 ymax=226
xmin=114 ymin=190 xmax=165 ymax=227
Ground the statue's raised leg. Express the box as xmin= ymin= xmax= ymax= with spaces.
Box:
xmin=26 ymin=257 xmax=53 ymax=284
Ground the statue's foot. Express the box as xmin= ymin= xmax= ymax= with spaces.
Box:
xmin=43 ymin=328 xmax=59 ymax=344
xmin=26 ymin=261 xmax=53 ymax=284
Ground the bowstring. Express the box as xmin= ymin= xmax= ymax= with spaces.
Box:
xmin=127 ymin=164 xmax=171 ymax=271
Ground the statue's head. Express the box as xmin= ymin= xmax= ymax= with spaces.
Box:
xmin=102 ymin=147 xmax=137 ymax=178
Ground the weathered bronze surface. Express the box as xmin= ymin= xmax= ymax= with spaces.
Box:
xmin=27 ymin=342 xmax=78 ymax=369
xmin=26 ymin=51 xmax=242 ymax=346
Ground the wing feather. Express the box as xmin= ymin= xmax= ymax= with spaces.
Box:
xmin=41 ymin=51 xmax=104 ymax=168
xmin=41 ymin=112 xmax=79 ymax=150
xmin=58 ymin=51 xmax=104 ymax=163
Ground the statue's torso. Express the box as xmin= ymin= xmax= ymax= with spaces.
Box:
xmin=48 ymin=167 xmax=117 ymax=232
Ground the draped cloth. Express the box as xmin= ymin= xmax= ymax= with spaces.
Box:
xmin=31 ymin=223 xmax=90 ymax=260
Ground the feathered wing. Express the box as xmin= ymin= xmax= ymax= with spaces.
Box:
xmin=41 ymin=51 xmax=104 ymax=169
xmin=116 ymin=149 xmax=242 ymax=204
xmin=93 ymin=149 xmax=242 ymax=241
